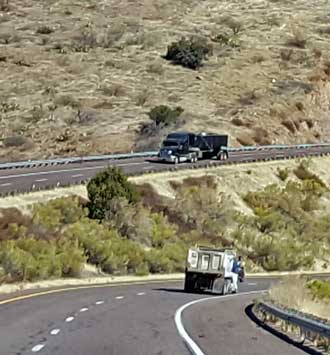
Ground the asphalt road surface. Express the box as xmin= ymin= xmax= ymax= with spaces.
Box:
xmin=1 ymin=145 xmax=330 ymax=196
xmin=0 ymin=277 xmax=311 ymax=355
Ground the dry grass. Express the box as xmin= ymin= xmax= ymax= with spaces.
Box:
xmin=1 ymin=0 xmax=330 ymax=161
xmin=269 ymin=276 xmax=330 ymax=320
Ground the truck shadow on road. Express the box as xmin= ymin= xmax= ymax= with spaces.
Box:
xmin=245 ymin=304 xmax=323 ymax=355
xmin=153 ymin=287 xmax=218 ymax=296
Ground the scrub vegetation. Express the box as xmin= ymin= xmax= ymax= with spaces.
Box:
xmin=1 ymin=160 xmax=330 ymax=283
xmin=2 ymin=0 xmax=330 ymax=161
xmin=268 ymin=276 xmax=330 ymax=321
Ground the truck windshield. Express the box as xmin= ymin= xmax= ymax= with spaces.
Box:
xmin=162 ymin=140 xmax=179 ymax=147
xmin=167 ymin=133 xmax=187 ymax=141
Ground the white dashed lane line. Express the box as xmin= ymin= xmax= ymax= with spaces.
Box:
xmin=35 ymin=178 xmax=48 ymax=182
xmin=50 ymin=329 xmax=61 ymax=336
xmin=248 ymin=283 xmax=257 ymax=286
xmin=31 ymin=344 xmax=45 ymax=352
xmin=71 ymin=174 xmax=84 ymax=178
xmin=29 ymin=292 xmax=145 ymax=353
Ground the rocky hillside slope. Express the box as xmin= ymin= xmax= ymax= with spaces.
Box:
xmin=1 ymin=0 xmax=330 ymax=162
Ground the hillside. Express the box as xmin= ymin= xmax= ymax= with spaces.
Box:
xmin=1 ymin=156 xmax=330 ymax=284
xmin=1 ymin=0 xmax=330 ymax=162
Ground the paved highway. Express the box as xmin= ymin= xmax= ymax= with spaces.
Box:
xmin=1 ymin=146 xmax=330 ymax=196
xmin=0 ymin=278 xmax=311 ymax=355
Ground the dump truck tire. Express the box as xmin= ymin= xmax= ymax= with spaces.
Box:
xmin=222 ymin=278 xmax=231 ymax=295
xmin=184 ymin=273 xmax=195 ymax=292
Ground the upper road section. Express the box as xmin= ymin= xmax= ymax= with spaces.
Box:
xmin=1 ymin=144 xmax=330 ymax=196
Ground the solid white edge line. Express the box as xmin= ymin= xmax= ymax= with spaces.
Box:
xmin=174 ymin=290 xmax=267 ymax=355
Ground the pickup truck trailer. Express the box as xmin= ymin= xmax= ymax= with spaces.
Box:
xmin=158 ymin=131 xmax=229 ymax=164
xmin=184 ymin=245 xmax=237 ymax=295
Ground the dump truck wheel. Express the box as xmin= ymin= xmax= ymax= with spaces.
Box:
xmin=222 ymin=278 xmax=231 ymax=295
xmin=184 ymin=273 xmax=195 ymax=292
xmin=212 ymin=278 xmax=224 ymax=294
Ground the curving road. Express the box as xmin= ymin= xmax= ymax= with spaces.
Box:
xmin=1 ymin=146 xmax=330 ymax=196
xmin=0 ymin=278 xmax=310 ymax=355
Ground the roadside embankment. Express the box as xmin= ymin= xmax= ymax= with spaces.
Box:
xmin=1 ymin=156 xmax=330 ymax=288
xmin=267 ymin=276 xmax=330 ymax=321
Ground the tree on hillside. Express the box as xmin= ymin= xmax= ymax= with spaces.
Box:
xmin=87 ymin=167 xmax=140 ymax=220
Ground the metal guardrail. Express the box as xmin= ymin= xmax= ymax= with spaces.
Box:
xmin=1 ymin=142 xmax=330 ymax=170
xmin=0 ymin=151 xmax=159 ymax=170
xmin=256 ymin=301 xmax=330 ymax=342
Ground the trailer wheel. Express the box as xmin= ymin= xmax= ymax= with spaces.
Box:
xmin=190 ymin=155 xmax=197 ymax=163
xmin=174 ymin=156 xmax=179 ymax=164
xmin=218 ymin=151 xmax=228 ymax=161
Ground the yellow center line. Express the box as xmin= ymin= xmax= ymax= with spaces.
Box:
xmin=0 ymin=279 xmax=182 ymax=306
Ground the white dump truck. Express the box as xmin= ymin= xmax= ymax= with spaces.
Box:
xmin=184 ymin=245 xmax=238 ymax=295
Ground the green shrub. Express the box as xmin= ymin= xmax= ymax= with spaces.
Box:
xmin=164 ymin=36 xmax=212 ymax=69
xmin=151 ymin=213 xmax=177 ymax=248
xmin=31 ymin=196 xmax=85 ymax=236
xmin=65 ymin=219 xmax=146 ymax=275
xmin=147 ymin=105 xmax=183 ymax=127
xmin=277 ymin=167 xmax=289 ymax=181
xmin=162 ymin=242 xmax=187 ymax=272
xmin=308 ymin=280 xmax=330 ymax=300
xmin=104 ymin=197 xmax=154 ymax=246
xmin=135 ymin=263 xmax=149 ymax=276
xmin=87 ymin=167 xmax=140 ymax=220
xmin=146 ymin=249 xmax=173 ymax=274
xmin=0 ymin=238 xmax=85 ymax=283
xmin=36 ymin=25 xmax=54 ymax=35
xmin=293 ymin=160 xmax=327 ymax=188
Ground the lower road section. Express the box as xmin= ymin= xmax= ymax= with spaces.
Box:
xmin=183 ymin=293 xmax=307 ymax=355
xmin=0 ymin=277 xmax=309 ymax=355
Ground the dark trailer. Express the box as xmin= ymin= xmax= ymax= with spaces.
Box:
xmin=196 ymin=133 xmax=228 ymax=159
xmin=158 ymin=131 xmax=229 ymax=164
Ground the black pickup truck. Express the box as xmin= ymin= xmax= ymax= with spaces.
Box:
xmin=158 ymin=131 xmax=229 ymax=164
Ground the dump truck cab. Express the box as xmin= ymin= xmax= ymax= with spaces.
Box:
xmin=184 ymin=245 xmax=237 ymax=295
